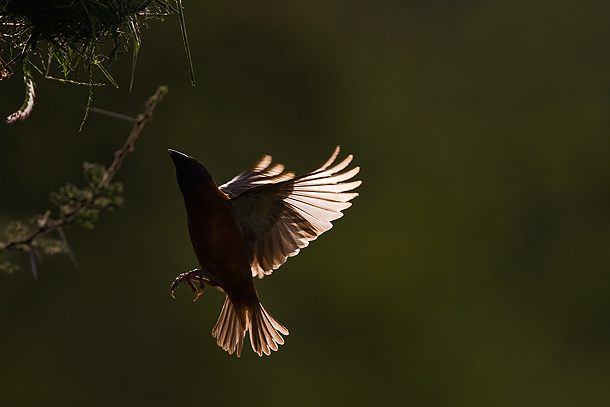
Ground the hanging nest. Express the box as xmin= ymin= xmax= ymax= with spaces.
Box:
xmin=2 ymin=0 xmax=150 ymax=43
xmin=0 ymin=0 xmax=193 ymax=123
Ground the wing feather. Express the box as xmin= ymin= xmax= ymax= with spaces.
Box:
xmin=226 ymin=146 xmax=361 ymax=278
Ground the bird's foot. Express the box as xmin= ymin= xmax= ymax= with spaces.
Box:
xmin=170 ymin=268 xmax=223 ymax=301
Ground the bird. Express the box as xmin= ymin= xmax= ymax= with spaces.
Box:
xmin=168 ymin=146 xmax=361 ymax=357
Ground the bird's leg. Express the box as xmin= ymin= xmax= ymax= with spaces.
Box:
xmin=170 ymin=268 xmax=223 ymax=301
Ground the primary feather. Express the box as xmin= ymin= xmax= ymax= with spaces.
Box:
xmin=220 ymin=146 xmax=362 ymax=278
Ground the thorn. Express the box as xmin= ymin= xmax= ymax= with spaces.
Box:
xmin=33 ymin=247 xmax=44 ymax=266
xmin=58 ymin=227 xmax=79 ymax=270
xmin=29 ymin=249 xmax=37 ymax=281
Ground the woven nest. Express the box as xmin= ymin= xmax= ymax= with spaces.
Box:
xmin=0 ymin=0 xmax=185 ymax=83
xmin=1 ymin=0 xmax=152 ymax=44
xmin=1 ymin=1 xmax=191 ymax=123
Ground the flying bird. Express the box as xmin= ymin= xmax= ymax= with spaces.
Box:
xmin=168 ymin=146 xmax=361 ymax=356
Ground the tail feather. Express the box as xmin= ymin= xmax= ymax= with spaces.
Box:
xmin=212 ymin=296 xmax=245 ymax=357
xmin=212 ymin=296 xmax=289 ymax=357
xmin=249 ymin=301 xmax=289 ymax=356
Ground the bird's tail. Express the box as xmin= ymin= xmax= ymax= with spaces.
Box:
xmin=248 ymin=299 xmax=289 ymax=356
xmin=211 ymin=296 xmax=245 ymax=356
xmin=212 ymin=296 xmax=289 ymax=357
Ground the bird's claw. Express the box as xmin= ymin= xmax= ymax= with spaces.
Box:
xmin=170 ymin=269 xmax=210 ymax=301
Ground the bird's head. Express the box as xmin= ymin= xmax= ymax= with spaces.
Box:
xmin=168 ymin=149 xmax=213 ymax=194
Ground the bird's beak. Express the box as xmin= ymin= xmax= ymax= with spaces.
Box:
xmin=168 ymin=149 xmax=191 ymax=167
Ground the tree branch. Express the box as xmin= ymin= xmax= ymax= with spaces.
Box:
xmin=101 ymin=86 xmax=168 ymax=188
xmin=0 ymin=86 xmax=169 ymax=269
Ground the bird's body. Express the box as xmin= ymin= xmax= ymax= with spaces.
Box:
xmin=185 ymin=187 xmax=251 ymax=290
xmin=169 ymin=146 xmax=360 ymax=356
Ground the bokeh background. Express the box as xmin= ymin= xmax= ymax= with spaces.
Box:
xmin=2 ymin=1 xmax=610 ymax=405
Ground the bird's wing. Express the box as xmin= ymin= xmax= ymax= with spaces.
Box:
xmin=222 ymin=146 xmax=361 ymax=278
xmin=219 ymin=154 xmax=296 ymax=199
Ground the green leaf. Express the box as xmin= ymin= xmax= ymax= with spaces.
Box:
xmin=176 ymin=0 xmax=196 ymax=86
xmin=50 ymin=41 xmax=69 ymax=78
xmin=0 ymin=261 xmax=20 ymax=274
xmin=94 ymin=59 xmax=119 ymax=89
xmin=5 ymin=221 xmax=28 ymax=242
xmin=128 ymin=17 xmax=141 ymax=91
xmin=83 ymin=162 xmax=107 ymax=185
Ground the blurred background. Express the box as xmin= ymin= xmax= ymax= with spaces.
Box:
xmin=2 ymin=0 xmax=610 ymax=405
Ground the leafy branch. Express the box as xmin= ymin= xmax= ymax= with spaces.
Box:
xmin=0 ymin=85 xmax=168 ymax=278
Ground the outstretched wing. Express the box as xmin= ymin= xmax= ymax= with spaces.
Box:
xmin=219 ymin=155 xmax=295 ymax=198
xmin=221 ymin=146 xmax=361 ymax=278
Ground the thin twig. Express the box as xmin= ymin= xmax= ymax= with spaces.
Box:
xmin=100 ymin=85 xmax=168 ymax=188
xmin=84 ymin=106 xmax=138 ymax=123
xmin=45 ymin=76 xmax=105 ymax=87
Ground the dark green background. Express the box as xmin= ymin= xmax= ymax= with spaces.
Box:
xmin=2 ymin=1 xmax=610 ymax=405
